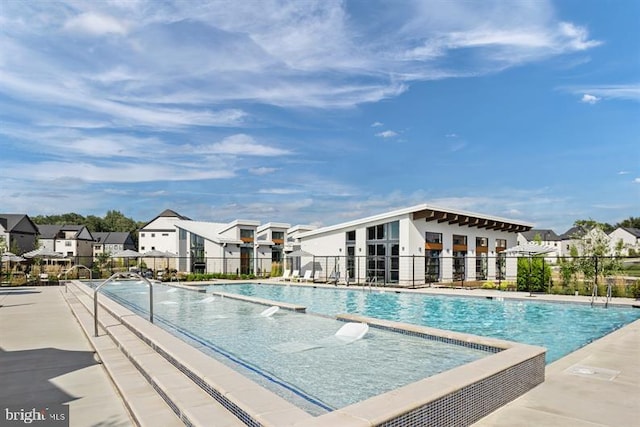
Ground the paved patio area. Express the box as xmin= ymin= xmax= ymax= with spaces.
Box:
xmin=0 ymin=286 xmax=132 ymax=427
xmin=1 ymin=284 xmax=638 ymax=426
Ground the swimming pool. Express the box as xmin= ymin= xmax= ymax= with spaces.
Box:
xmin=95 ymin=281 xmax=494 ymax=413
xmin=208 ymin=283 xmax=640 ymax=363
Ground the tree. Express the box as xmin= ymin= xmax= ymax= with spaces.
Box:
xmin=103 ymin=210 xmax=137 ymax=232
xmin=517 ymin=256 xmax=551 ymax=292
xmin=574 ymin=219 xmax=614 ymax=234
xmin=84 ymin=215 xmax=105 ymax=233
xmin=616 ymin=216 xmax=640 ymax=229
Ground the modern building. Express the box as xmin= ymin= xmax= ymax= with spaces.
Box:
xmin=0 ymin=214 xmax=39 ymax=255
xmin=173 ymin=219 xmax=262 ymax=275
xmin=296 ymin=204 xmax=532 ymax=285
xmin=256 ymin=222 xmax=291 ymax=268
xmin=138 ymin=209 xmax=190 ymax=255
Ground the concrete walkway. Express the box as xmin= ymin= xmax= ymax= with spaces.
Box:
xmin=1 ymin=284 xmax=638 ymax=426
xmin=0 ymin=286 xmax=133 ymax=427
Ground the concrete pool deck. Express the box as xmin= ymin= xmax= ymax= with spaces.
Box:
xmin=0 ymin=284 xmax=638 ymax=426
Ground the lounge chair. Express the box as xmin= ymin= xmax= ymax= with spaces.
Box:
xmin=290 ymin=270 xmax=300 ymax=281
xmin=279 ymin=269 xmax=291 ymax=281
xmin=300 ymin=271 xmax=313 ymax=282
xmin=328 ymin=271 xmax=340 ymax=285
xmin=313 ymin=271 xmax=322 ymax=282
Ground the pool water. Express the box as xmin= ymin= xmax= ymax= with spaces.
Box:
xmin=209 ymin=283 xmax=640 ymax=363
xmin=97 ymin=281 xmax=491 ymax=413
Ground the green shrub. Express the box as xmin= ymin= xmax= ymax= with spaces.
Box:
xmin=481 ymin=281 xmax=496 ymax=289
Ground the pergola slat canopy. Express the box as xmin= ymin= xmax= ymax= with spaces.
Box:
xmin=413 ymin=208 xmax=531 ymax=233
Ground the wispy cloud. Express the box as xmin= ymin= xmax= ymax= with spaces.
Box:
xmin=248 ymin=167 xmax=278 ymax=176
xmin=562 ymin=84 xmax=640 ymax=103
xmin=63 ymin=12 xmax=129 ymax=36
xmin=197 ymin=134 xmax=291 ymax=157
xmin=634 ymin=178 xmax=640 ymax=184
xmin=371 ymin=121 xmax=383 ymax=127
xmin=581 ymin=94 xmax=600 ymax=104
xmin=375 ymin=130 xmax=398 ymax=138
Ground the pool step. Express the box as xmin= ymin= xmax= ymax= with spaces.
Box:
xmin=63 ymin=283 xmax=246 ymax=427
xmin=63 ymin=287 xmax=183 ymax=427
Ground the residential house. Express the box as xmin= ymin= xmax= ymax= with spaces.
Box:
xmin=608 ymin=227 xmax=640 ymax=256
xmin=93 ymin=232 xmax=136 ymax=258
xmin=37 ymin=224 xmax=95 ymax=265
xmin=0 ymin=214 xmax=38 ymax=254
xmin=517 ymin=229 xmax=562 ymax=259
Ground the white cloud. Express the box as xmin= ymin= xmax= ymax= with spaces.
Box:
xmin=371 ymin=121 xmax=383 ymax=127
xmin=64 ymin=12 xmax=129 ymax=36
xmin=618 ymin=171 xmax=629 ymax=175
xmin=248 ymin=167 xmax=278 ymax=176
xmin=581 ymin=94 xmax=600 ymax=104
xmin=376 ymin=130 xmax=398 ymax=138
xmin=634 ymin=178 xmax=640 ymax=184
xmin=563 ymin=84 xmax=640 ymax=103
xmin=199 ymin=134 xmax=291 ymax=157
xmin=258 ymin=188 xmax=301 ymax=195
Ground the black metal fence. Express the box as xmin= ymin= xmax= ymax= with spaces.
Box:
xmin=5 ymin=254 xmax=639 ymax=297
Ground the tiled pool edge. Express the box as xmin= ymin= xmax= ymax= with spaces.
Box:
xmin=322 ymin=314 xmax=546 ymax=426
xmin=80 ymin=281 xmax=546 ymax=427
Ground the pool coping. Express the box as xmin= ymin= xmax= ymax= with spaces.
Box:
xmin=85 ymin=280 xmax=546 ymax=426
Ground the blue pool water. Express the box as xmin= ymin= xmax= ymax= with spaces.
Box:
xmin=209 ymin=283 xmax=640 ymax=363
xmin=96 ymin=281 xmax=491 ymax=413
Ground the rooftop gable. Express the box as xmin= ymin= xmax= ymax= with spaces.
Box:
xmin=141 ymin=209 xmax=190 ymax=230
xmin=520 ymin=229 xmax=561 ymax=241
xmin=0 ymin=214 xmax=39 ymax=235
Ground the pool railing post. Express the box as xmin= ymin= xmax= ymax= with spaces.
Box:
xmin=94 ymin=271 xmax=154 ymax=337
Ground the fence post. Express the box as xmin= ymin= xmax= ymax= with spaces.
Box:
xmin=413 ymin=254 xmax=417 ymax=288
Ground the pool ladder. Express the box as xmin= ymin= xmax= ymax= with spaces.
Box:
xmin=366 ymin=276 xmax=377 ymax=292
xmin=590 ymin=282 xmax=612 ymax=308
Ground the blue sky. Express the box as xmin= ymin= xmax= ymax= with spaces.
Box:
xmin=1 ymin=0 xmax=638 ymax=233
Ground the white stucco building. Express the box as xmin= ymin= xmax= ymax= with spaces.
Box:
xmin=296 ymin=204 xmax=532 ymax=285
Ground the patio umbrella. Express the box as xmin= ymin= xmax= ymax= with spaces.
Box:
xmin=1 ymin=252 xmax=26 ymax=263
xmin=143 ymin=250 xmax=176 ymax=272
xmin=23 ymin=247 xmax=66 ymax=272
xmin=1 ymin=252 xmax=25 ymax=274
xmin=23 ymin=247 xmax=64 ymax=259
xmin=504 ymin=243 xmax=555 ymax=256
xmin=112 ymin=249 xmax=143 ymax=258
xmin=111 ymin=249 xmax=142 ymax=270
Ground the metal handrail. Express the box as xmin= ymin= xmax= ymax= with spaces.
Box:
xmin=63 ymin=265 xmax=92 ymax=293
xmin=94 ymin=272 xmax=154 ymax=337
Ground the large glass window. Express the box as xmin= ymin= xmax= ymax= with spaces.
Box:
xmin=426 ymin=232 xmax=442 ymax=244
xmin=496 ymin=253 xmax=506 ymax=280
xmin=453 ymin=235 xmax=467 ymax=246
xmin=240 ymin=229 xmax=254 ymax=240
xmin=425 ymin=250 xmax=441 ymax=282
xmin=476 ymin=254 xmax=488 ymax=280
xmin=366 ymin=221 xmax=399 ymax=283
xmin=190 ymin=233 xmax=205 ymax=273
xmin=453 ymin=251 xmax=466 ymax=281
xmin=272 ymin=231 xmax=284 ymax=241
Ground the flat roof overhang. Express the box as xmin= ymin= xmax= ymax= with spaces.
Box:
xmin=413 ymin=208 xmax=532 ymax=233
